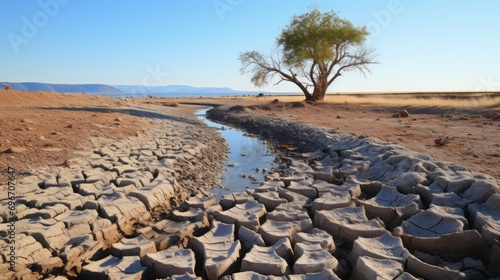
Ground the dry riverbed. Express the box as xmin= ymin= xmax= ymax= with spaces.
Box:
xmin=0 ymin=89 xmax=499 ymax=279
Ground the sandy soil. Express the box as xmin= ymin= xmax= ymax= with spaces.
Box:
xmin=0 ymin=89 xmax=150 ymax=181
xmin=154 ymin=95 xmax=500 ymax=181
xmin=1 ymin=89 xmax=498 ymax=183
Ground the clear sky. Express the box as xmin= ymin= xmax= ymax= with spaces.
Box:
xmin=1 ymin=0 xmax=499 ymax=93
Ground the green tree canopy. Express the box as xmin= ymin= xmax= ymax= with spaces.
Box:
xmin=240 ymin=7 xmax=377 ymax=101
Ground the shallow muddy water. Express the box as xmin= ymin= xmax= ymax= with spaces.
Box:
xmin=195 ymin=108 xmax=276 ymax=200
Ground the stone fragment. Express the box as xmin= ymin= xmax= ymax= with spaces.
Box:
xmin=190 ymin=221 xmax=234 ymax=255
xmin=231 ymin=271 xmax=286 ymax=279
xmin=33 ymin=257 xmax=64 ymax=274
xmin=59 ymin=235 xmax=104 ymax=277
xmin=143 ymin=247 xmax=195 ymax=277
xmin=139 ymin=213 xmax=209 ymax=250
xmin=241 ymin=238 xmax=292 ymax=276
xmin=349 ymin=232 xmax=409 ymax=266
xmin=357 ymin=186 xmax=421 ymax=229
xmin=294 ymin=228 xmax=335 ymax=251
xmin=62 ymin=209 xmax=99 ymax=228
xmin=406 ymin=254 xmax=465 ymax=280
xmin=311 ymin=192 xmax=353 ymax=212
xmin=286 ymin=181 xmax=318 ymax=199
xmin=203 ymin=241 xmax=241 ymax=280
xmin=314 ymin=207 xmax=387 ymax=244
xmin=29 ymin=222 xmax=70 ymax=253
xmin=267 ymin=203 xmax=310 ymax=222
xmin=399 ymin=209 xmax=464 ymax=238
xmin=461 ymin=180 xmax=499 ymax=203
xmin=171 ymin=207 xmax=205 ymax=222
xmin=128 ymin=183 xmax=172 ymax=211
xmin=278 ymin=187 xmax=311 ymax=207
xmin=111 ymin=235 xmax=157 ymax=257
xmin=293 ymin=243 xmax=338 ymax=274
xmin=253 ymin=191 xmax=288 ymax=212
xmin=219 ymin=191 xmax=256 ymax=210
xmin=468 ymin=193 xmax=500 ymax=246
xmin=255 ymin=181 xmax=285 ymax=193
xmin=214 ymin=201 xmax=267 ymax=231
xmin=186 ymin=196 xmax=217 ymax=210
xmin=259 ymin=218 xmax=313 ymax=246
xmin=238 ymin=225 xmax=266 ymax=252
xmin=351 ymin=256 xmax=404 ymax=280
xmin=81 ymin=255 xmax=122 ymax=279
xmin=287 ymin=270 xmax=340 ymax=280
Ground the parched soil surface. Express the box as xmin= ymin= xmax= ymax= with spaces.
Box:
xmin=155 ymin=96 xmax=500 ymax=182
xmin=0 ymin=89 xmax=147 ymax=181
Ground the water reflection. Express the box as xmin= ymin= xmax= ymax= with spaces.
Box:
xmin=195 ymin=108 xmax=276 ymax=200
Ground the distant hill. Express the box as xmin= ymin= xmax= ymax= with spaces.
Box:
xmin=2 ymin=82 xmax=122 ymax=93
xmin=1 ymin=82 xmax=289 ymax=97
xmin=113 ymin=85 xmax=254 ymax=95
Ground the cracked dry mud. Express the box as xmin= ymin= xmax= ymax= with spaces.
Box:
xmin=0 ymin=100 xmax=499 ymax=279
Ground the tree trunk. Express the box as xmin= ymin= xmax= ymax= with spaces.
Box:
xmin=311 ymin=79 xmax=328 ymax=101
xmin=301 ymin=88 xmax=313 ymax=101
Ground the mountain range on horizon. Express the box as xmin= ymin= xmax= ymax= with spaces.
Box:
xmin=1 ymin=82 xmax=276 ymax=96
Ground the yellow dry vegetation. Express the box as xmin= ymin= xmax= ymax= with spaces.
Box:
xmin=271 ymin=92 xmax=500 ymax=108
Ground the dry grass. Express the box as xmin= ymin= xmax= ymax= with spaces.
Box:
xmin=269 ymin=93 xmax=500 ymax=108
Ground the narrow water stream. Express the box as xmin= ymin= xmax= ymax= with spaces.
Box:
xmin=195 ymin=108 xmax=276 ymax=200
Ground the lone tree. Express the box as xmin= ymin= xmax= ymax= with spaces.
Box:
xmin=240 ymin=7 xmax=377 ymax=101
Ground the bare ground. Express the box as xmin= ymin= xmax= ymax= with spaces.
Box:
xmin=1 ymin=89 xmax=498 ymax=183
xmin=153 ymin=95 xmax=500 ymax=181
xmin=0 ymin=89 xmax=201 ymax=182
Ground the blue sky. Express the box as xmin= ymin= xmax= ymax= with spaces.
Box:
xmin=1 ymin=0 xmax=499 ymax=93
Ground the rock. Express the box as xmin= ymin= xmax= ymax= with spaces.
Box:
xmin=203 ymin=241 xmax=241 ymax=280
xmin=189 ymin=221 xmax=241 ymax=279
xmin=286 ymin=181 xmax=318 ymax=199
xmin=398 ymin=209 xmax=464 ymax=238
xmin=111 ymin=235 xmax=157 ymax=257
xmin=278 ymin=187 xmax=311 ymax=207
xmin=406 ymin=253 xmax=465 ymax=280
xmin=468 ymin=193 xmax=500 ymax=246
xmin=259 ymin=218 xmax=313 ymax=246
xmin=293 ymin=243 xmax=338 ymax=274
xmin=349 ymin=232 xmax=409 ymax=267
xmin=34 ymin=257 xmax=64 ymax=274
xmin=357 ymin=186 xmax=422 ymax=229
xmin=143 ymin=247 xmax=196 ymax=277
xmin=253 ymin=191 xmax=288 ymax=212
xmin=287 ymin=270 xmax=340 ymax=279
xmin=81 ymin=255 xmax=121 ymax=279
xmin=351 ymin=256 xmax=404 ymax=280
xmin=314 ymin=206 xmax=387 ymax=244
xmin=294 ymin=228 xmax=335 ymax=251
xmin=396 ymin=222 xmax=487 ymax=261
xmin=140 ymin=213 xmax=209 ymax=250
xmin=186 ymin=196 xmax=217 ymax=210
xmin=238 ymin=226 xmax=266 ymax=252
xmin=231 ymin=271 xmax=287 ymax=279
xmin=241 ymin=238 xmax=292 ymax=276
xmin=59 ymin=236 xmax=104 ymax=277
xmin=399 ymin=110 xmax=409 ymax=118
xmin=4 ymin=146 xmax=28 ymax=153
xmin=267 ymin=203 xmax=310 ymax=222
xmin=220 ymin=191 xmax=255 ymax=210
xmin=84 ymin=255 xmax=147 ymax=280
xmin=311 ymin=192 xmax=353 ymax=212
xmin=214 ymin=201 xmax=267 ymax=232
xmin=461 ymin=180 xmax=499 ymax=203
